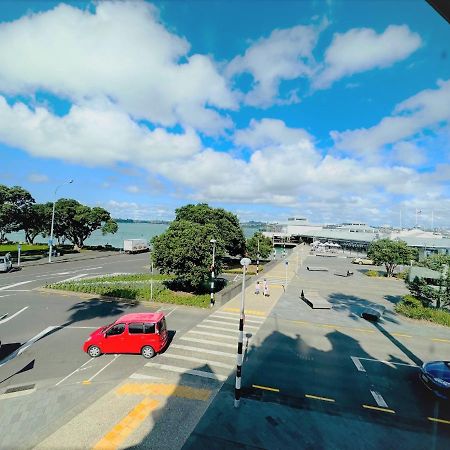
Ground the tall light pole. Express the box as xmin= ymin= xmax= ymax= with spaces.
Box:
xmin=234 ymin=256 xmax=251 ymax=408
xmin=210 ymin=238 xmax=217 ymax=308
xmin=49 ymin=179 xmax=73 ymax=263
xmin=256 ymin=239 xmax=260 ymax=276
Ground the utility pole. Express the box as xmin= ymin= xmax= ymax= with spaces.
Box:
xmin=256 ymin=239 xmax=260 ymax=276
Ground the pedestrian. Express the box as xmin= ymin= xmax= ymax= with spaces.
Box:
xmin=255 ymin=281 xmax=260 ymax=295
xmin=263 ymin=278 xmax=269 ymax=297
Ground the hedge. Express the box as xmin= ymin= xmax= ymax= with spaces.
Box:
xmin=395 ymin=295 xmax=450 ymax=327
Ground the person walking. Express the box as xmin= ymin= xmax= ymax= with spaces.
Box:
xmin=255 ymin=280 xmax=260 ymax=295
xmin=263 ymin=278 xmax=269 ymax=297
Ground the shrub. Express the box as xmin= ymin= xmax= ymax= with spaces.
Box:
xmin=365 ymin=270 xmax=380 ymax=277
xmin=395 ymin=295 xmax=450 ymax=327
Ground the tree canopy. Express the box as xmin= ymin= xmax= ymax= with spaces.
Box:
xmin=53 ymin=198 xmax=118 ymax=248
xmin=367 ymin=238 xmax=417 ymax=277
xmin=152 ymin=220 xmax=225 ymax=292
xmin=175 ymin=203 xmax=246 ymax=256
xmin=0 ymin=185 xmax=35 ymax=242
xmin=246 ymin=231 xmax=273 ymax=259
xmin=22 ymin=202 xmax=53 ymax=244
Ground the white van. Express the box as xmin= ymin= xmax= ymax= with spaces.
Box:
xmin=0 ymin=255 xmax=12 ymax=272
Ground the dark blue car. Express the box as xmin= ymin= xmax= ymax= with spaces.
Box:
xmin=420 ymin=361 xmax=450 ymax=399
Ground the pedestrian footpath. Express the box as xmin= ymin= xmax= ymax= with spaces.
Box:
xmin=34 ymin=246 xmax=305 ymax=450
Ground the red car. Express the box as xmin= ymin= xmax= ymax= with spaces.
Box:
xmin=83 ymin=312 xmax=168 ymax=359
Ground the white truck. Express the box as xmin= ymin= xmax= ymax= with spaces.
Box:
xmin=123 ymin=239 xmax=149 ymax=254
xmin=0 ymin=254 xmax=12 ymax=272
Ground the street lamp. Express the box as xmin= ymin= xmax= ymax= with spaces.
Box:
xmin=256 ymin=239 xmax=260 ymax=276
xmin=49 ymin=179 xmax=73 ymax=263
xmin=234 ymin=256 xmax=251 ymax=408
xmin=210 ymin=238 xmax=217 ymax=308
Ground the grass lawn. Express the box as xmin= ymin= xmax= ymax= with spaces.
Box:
xmin=0 ymin=243 xmax=48 ymax=252
xmin=47 ymin=273 xmax=210 ymax=308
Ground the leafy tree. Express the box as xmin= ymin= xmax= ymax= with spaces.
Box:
xmin=175 ymin=203 xmax=245 ymax=256
xmin=22 ymin=202 xmax=53 ymax=244
xmin=53 ymin=198 xmax=118 ymax=248
xmin=151 ymin=220 xmax=225 ymax=292
xmin=0 ymin=185 xmax=35 ymax=242
xmin=246 ymin=231 xmax=273 ymax=259
xmin=367 ymin=239 xmax=417 ymax=277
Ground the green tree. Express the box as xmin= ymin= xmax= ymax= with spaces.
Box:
xmin=367 ymin=239 xmax=416 ymax=277
xmin=0 ymin=185 xmax=35 ymax=242
xmin=151 ymin=220 xmax=225 ymax=292
xmin=53 ymin=198 xmax=118 ymax=248
xmin=22 ymin=202 xmax=53 ymax=244
xmin=246 ymin=231 xmax=272 ymax=259
xmin=175 ymin=203 xmax=245 ymax=256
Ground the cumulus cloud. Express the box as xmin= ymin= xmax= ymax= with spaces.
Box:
xmin=125 ymin=185 xmax=140 ymax=193
xmin=0 ymin=2 xmax=235 ymax=134
xmin=106 ymin=200 xmax=173 ymax=220
xmin=391 ymin=141 xmax=427 ymax=166
xmin=226 ymin=23 xmax=322 ymax=107
xmin=331 ymin=79 xmax=450 ymax=155
xmin=313 ymin=25 xmax=422 ymax=89
xmin=0 ymin=96 xmax=202 ymax=168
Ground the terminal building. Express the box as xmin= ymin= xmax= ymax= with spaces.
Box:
xmin=263 ymin=218 xmax=450 ymax=259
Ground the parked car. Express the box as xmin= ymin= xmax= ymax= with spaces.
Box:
xmin=352 ymin=257 xmax=374 ymax=265
xmin=0 ymin=255 xmax=12 ymax=272
xmin=420 ymin=361 xmax=450 ymax=399
xmin=83 ymin=312 xmax=168 ymax=359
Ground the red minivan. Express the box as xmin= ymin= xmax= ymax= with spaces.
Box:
xmin=83 ymin=312 xmax=168 ymax=359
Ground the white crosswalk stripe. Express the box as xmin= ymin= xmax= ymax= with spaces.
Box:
xmin=146 ymin=363 xmax=228 ymax=381
xmin=180 ymin=336 xmax=236 ymax=348
xmin=203 ymin=319 xmax=258 ymax=329
xmin=210 ymin=314 xmax=263 ymax=324
xmin=189 ymin=330 xmax=237 ymax=340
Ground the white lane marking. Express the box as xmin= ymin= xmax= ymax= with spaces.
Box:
xmin=58 ymin=274 xmax=88 ymax=283
xmin=180 ymin=336 xmax=236 ymax=349
xmin=189 ymin=330 xmax=237 ymax=340
xmin=371 ymin=390 xmax=388 ymax=408
xmin=351 ymin=356 xmax=366 ymax=372
xmin=55 ymin=359 xmax=93 ymax=386
xmin=146 ymin=363 xmax=227 ymax=381
xmin=0 ymin=280 xmax=34 ymax=291
xmin=170 ymin=344 xmax=235 ymax=358
xmin=160 ymin=353 xmax=234 ymax=369
xmin=0 ymin=294 xmax=13 ymax=298
xmin=0 ymin=289 xmax=31 ymax=292
xmin=357 ymin=357 xmax=419 ymax=368
xmin=0 ymin=326 xmax=60 ymax=368
xmin=164 ymin=306 xmax=178 ymax=317
xmin=87 ymin=354 xmax=120 ymax=382
xmin=56 ymin=272 xmax=71 ymax=275
xmin=196 ymin=324 xmax=238 ymax=334
xmin=211 ymin=314 xmax=263 ymax=324
xmin=84 ymin=267 xmax=103 ymax=271
xmin=0 ymin=313 xmax=7 ymax=320
xmin=129 ymin=373 xmax=163 ymax=381
xmin=203 ymin=319 xmax=258 ymax=329
xmin=63 ymin=326 xmax=98 ymax=329
xmin=0 ymin=306 xmax=28 ymax=323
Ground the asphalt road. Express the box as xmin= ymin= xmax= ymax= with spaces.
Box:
xmin=0 ymin=253 xmax=211 ymax=449
xmin=183 ymin=254 xmax=450 ymax=450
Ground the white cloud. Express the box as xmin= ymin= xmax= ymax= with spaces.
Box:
xmin=313 ymin=25 xmax=422 ymax=89
xmin=27 ymin=172 xmax=49 ymax=183
xmin=0 ymin=96 xmax=202 ymax=168
xmin=391 ymin=141 xmax=427 ymax=166
xmin=106 ymin=200 xmax=173 ymax=220
xmin=226 ymin=23 xmax=323 ymax=107
xmin=331 ymin=79 xmax=450 ymax=156
xmin=125 ymin=185 xmax=140 ymax=193
xmin=0 ymin=2 xmax=235 ymax=135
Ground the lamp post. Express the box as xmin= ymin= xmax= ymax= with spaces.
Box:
xmin=49 ymin=179 xmax=73 ymax=263
xmin=210 ymin=238 xmax=217 ymax=308
xmin=234 ymin=256 xmax=251 ymax=408
xmin=256 ymin=239 xmax=260 ymax=276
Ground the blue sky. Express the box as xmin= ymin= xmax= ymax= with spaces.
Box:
xmin=0 ymin=1 xmax=449 ymax=227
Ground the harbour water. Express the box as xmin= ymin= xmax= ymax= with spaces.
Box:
xmin=6 ymin=223 xmax=261 ymax=248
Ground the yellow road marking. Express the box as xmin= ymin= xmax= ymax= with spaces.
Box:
xmin=92 ymin=398 xmax=159 ymax=450
xmin=391 ymin=333 xmax=412 ymax=338
xmin=82 ymin=380 xmax=91 ymax=385
xmin=428 ymin=417 xmax=450 ymax=425
xmin=116 ymin=383 xmax=211 ymax=401
xmin=305 ymin=394 xmax=335 ymax=402
xmin=321 ymin=324 xmax=338 ymax=329
xmin=432 ymin=338 xmax=450 ymax=343
xmin=252 ymin=384 xmax=280 ymax=392
xmin=293 ymin=320 xmax=311 ymax=326
xmin=222 ymin=308 xmax=266 ymax=316
xmin=362 ymin=404 xmax=395 ymax=414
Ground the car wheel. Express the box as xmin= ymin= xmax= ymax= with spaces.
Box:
xmin=359 ymin=261 xmax=363 ymax=265
xmin=141 ymin=345 xmax=155 ymax=359
xmin=88 ymin=345 xmax=102 ymax=358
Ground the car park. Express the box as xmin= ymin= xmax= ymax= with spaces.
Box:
xmin=352 ymin=257 xmax=374 ymax=265
xmin=420 ymin=360 xmax=450 ymax=399
xmin=83 ymin=312 xmax=168 ymax=359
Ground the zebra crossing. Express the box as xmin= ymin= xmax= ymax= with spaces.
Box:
xmin=131 ymin=309 xmax=266 ymax=383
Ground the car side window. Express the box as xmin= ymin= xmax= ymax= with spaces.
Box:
xmin=107 ymin=323 xmax=125 ymax=336
xmin=143 ymin=322 xmax=156 ymax=334
xmin=128 ymin=323 xmax=144 ymax=334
